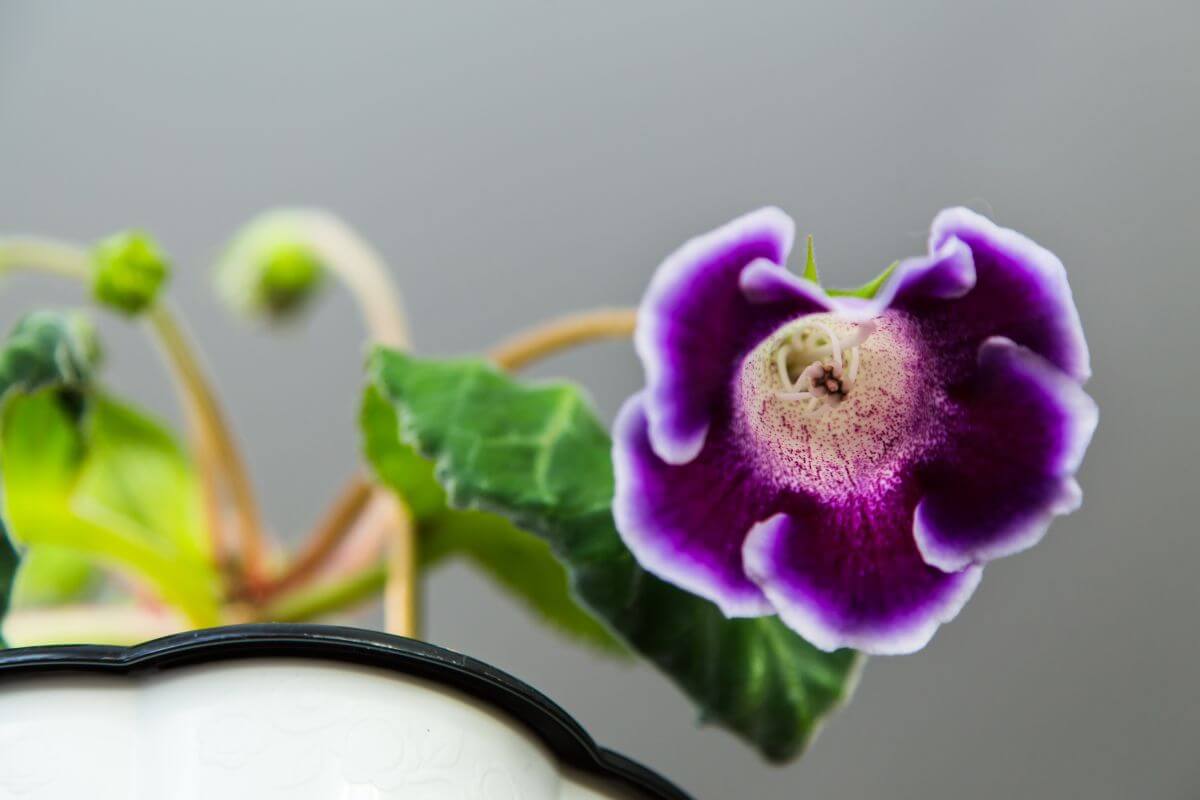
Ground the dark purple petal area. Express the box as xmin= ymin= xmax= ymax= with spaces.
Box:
xmin=612 ymin=393 xmax=774 ymax=616
xmin=871 ymin=235 xmax=975 ymax=310
xmin=743 ymin=501 xmax=982 ymax=654
xmin=614 ymin=206 xmax=1095 ymax=655
xmin=636 ymin=208 xmax=827 ymax=464
xmin=914 ymin=337 xmax=1098 ymax=572
xmin=896 ymin=208 xmax=1091 ymax=383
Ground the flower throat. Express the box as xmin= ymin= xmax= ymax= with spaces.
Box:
xmin=774 ymin=318 xmax=876 ymax=413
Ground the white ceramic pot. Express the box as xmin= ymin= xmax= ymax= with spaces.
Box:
xmin=0 ymin=625 xmax=689 ymax=800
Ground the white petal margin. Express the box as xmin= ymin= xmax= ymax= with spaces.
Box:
xmin=611 ymin=393 xmax=775 ymax=618
xmin=634 ymin=206 xmax=795 ymax=465
xmin=914 ymin=337 xmax=1099 ymax=572
xmin=743 ymin=513 xmax=984 ymax=655
xmin=930 ymin=207 xmax=1092 ymax=383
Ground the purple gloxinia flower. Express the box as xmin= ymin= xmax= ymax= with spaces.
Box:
xmin=612 ymin=207 xmax=1097 ymax=655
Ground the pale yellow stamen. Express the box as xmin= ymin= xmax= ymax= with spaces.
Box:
xmin=773 ymin=320 xmax=876 ymax=411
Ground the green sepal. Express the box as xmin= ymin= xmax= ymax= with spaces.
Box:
xmin=367 ymin=349 xmax=863 ymax=762
xmin=91 ymin=231 xmax=170 ymax=315
xmin=828 ymin=260 xmax=899 ymax=300
xmin=801 ymin=234 xmax=819 ymax=284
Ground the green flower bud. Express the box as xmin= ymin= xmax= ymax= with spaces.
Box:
xmin=215 ymin=211 xmax=327 ymax=321
xmin=91 ymin=231 xmax=171 ymax=315
xmin=0 ymin=311 xmax=102 ymax=400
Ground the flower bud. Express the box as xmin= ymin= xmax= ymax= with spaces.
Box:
xmin=0 ymin=311 xmax=102 ymax=399
xmin=215 ymin=212 xmax=327 ymax=321
xmin=91 ymin=231 xmax=171 ymax=315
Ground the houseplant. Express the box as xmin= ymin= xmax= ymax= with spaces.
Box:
xmin=0 ymin=206 xmax=1096 ymax=794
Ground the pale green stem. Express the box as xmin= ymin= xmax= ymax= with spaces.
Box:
xmin=265 ymin=212 xmax=418 ymax=633
xmin=0 ymin=237 xmax=91 ymax=280
xmin=283 ymin=210 xmax=412 ymax=349
xmin=145 ymin=303 xmax=269 ymax=585
xmin=488 ymin=307 xmax=638 ymax=371
xmin=4 ymin=561 xmax=388 ymax=644
xmin=258 ymin=563 xmax=387 ymax=623
xmin=3 ymin=604 xmax=189 ymax=647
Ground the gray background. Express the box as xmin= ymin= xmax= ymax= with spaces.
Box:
xmin=1 ymin=1 xmax=1197 ymax=797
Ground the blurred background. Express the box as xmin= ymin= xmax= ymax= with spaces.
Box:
xmin=1 ymin=2 xmax=1197 ymax=797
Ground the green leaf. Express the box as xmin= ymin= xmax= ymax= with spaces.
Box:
xmin=360 ymin=385 xmax=446 ymax=521
xmin=75 ymin=395 xmax=211 ymax=564
xmin=421 ymin=509 xmax=627 ymax=655
xmin=828 ymin=260 xmax=899 ymax=299
xmin=361 ymin=384 xmax=624 ymax=654
xmin=11 ymin=546 xmax=100 ymax=607
xmin=368 ymin=349 xmax=863 ymax=762
xmin=0 ymin=521 xmax=19 ymax=646
xmin=801 ymin=234 xmax=819 ymax=284
xmin=0 ymin=391 xmax=220 ymax=625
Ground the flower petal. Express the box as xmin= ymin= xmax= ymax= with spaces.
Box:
xmin=636 ymin=207 xmax=811 ymax=464
xmin=743 ymin=493 xmax=982 ymax=655
xmin=914 ymin=337 xmax=1098 ymax=572
xmin=903 ymin=208 xmax=1091 ymax=383
xmin=612 ymin=393 xmax=774 ymax=617
xmin=739 ymin=257 xmax=836 ymax=309
xmin=871 ymin=234 xmax=976 ymax=309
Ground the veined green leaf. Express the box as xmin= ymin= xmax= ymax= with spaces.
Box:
xmin=0 ymin=391 xmax=220 ymax=625
xmin=361 ymin=384 xmax=624 ymax=654
xmin=368 ymin=349 xmax=863 ymax=762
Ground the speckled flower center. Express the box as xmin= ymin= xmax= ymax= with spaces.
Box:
xmin=736 ymin=311 xmax=940 ymax=496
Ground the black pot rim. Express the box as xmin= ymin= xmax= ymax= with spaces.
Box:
xmin=0 ymin=623 xmax=693 ymax=800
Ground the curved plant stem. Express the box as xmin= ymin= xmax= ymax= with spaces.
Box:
xmin=0 ymin=237 xmax=93 ymax=280
xmin=246 ymin=211 xmax=417 ymax=628
xmin=145 ymin=303 xmax=270 ymax=590
xmin=191 ymin=430 xmax=228 ymax=568
xmin=258 ymin=563 xmax=387 ymax=623
xmin=488 ymin=307 xmax=638 ymax=371
xmin=287 ymin=210 xmax=413 ymax=349
xmin=261 ymin=474 xmax=373 ymax=597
